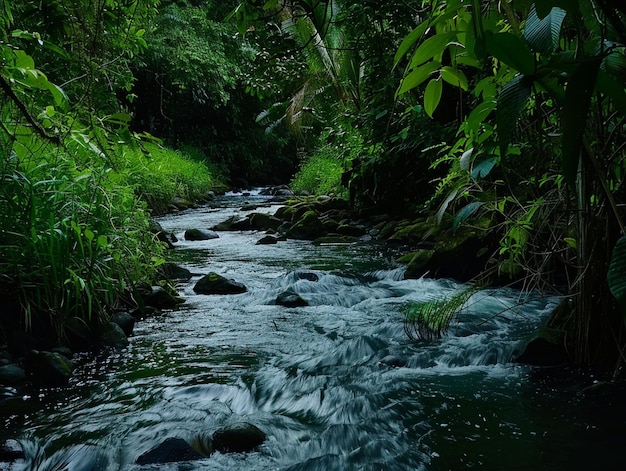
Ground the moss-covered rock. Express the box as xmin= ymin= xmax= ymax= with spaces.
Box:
xmin=287 ymin=210 xmax=325 ymax=240
xmin=248 ymin=212 xmax=283 ymax=231
xmin=402 ymin=250 xmax=436 ymax=279
xmin=28 ymin=351 xmax=73 ymax=386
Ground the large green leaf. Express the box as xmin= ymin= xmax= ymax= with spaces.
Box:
xmin=561 ymin=58 xmax=601 ymax=189
xmin=497 ymin=74 xmax=532 ymax=156
xmin=424 ymin=78 xmax=443 ymax=117
xmin=441 ymin=66 xmax=468 ymax=91
xmin=485 ymin=32 xmax=535 ymax=75
xmin=608 ymin=236 xmax=626 ymax=318
xmin=396 ymin=61 xmax=441 ymax=96
xmin=409 ymin=32 xmax=458 ymax=70
xmin=524 ymin=4 xmax=566 ymax=54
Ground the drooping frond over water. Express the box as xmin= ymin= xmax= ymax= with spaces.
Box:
xmin=403 ymin=285 xmax=481 ymax=341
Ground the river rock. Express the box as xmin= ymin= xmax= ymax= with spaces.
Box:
xmin=212 ymin=422 xmax=266 ymax=453
xmin=0 ymin=364 xmax=26 ymax=385
xmin=294 ymin=271 xmax=319 ymax=282
xmin=193 ymin=273 xmax=247 ymax=295
xmin=161 ymin=262 xmax=193 ymax=281
xmin=276 ymin=291 xmax=309 ymax=307
xmin=336 ymin=223 xmax=366 ymax=237
xmin=249 ymin=212 xmax=283 ymax=231
xmin=0 ymin=439 xmax=25 ymax=463
xmin=513 ymin=327 xmax=568 ymax=367
xmin=287 ymin=210 xmax=325 ymax=240
xmin=141 ymin=286 xmax=185 ymax=309
xmin=111 ymin=311 xmax=135 ymax=337
xmin=149 ymin=220 xmax=177 ymax=249
xmin=100 ymin=321 xmax=129 ymax=348
xmin=184 ymin=228 xmax=219 ymax=241
xmin=212 ymin=215 xmax=246 ymax=231
xmin=136 ymin=438 xmax=205 ymax=465
xmin=28 ymin=351 xmax=73 ymax=386
xmin=256 ymin=235 xmax=278 ymax=245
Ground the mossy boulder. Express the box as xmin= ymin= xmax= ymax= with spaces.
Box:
xmin=287 ymin=210 xmax=325 ymax=240
xmin=193 ymin=273 xmax=247 ymax=295
xmin=274 ymin=205 xmax=296 ymax=222
xmin=336 ymin=224 xmax=366 ymax=237
xmin=401 ymin=250 xmax=436 ymax=279
xmin=28 ymin=351 xmax=73 ymax=386
xmin=388 ymin=219 xmax=432 ymax=244
xmin=248 ymin=212 xmax=283 ymax=231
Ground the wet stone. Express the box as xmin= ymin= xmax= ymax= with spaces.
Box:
xmin=136 ymin=438 xmax=205 ymax=465
xmin=212 ymin=422 xmax=266 ymax=453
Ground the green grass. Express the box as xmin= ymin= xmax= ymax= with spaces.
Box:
xmin=0 ymin=134 xmax=226 ymax=346
xmin=118 ymin=142 xmax=223 ymax=214
xmin=291 ymin=148 xmax=348 ymax=197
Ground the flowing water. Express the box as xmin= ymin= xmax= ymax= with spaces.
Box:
xmin=2 ymin=191 xmax=625 ymax=470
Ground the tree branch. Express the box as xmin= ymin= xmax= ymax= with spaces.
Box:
xmin=0 ymin=75 xmax=61 ymax=146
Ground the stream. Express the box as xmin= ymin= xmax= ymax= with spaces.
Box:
xmin=2 ymin=190 xmax=626 ymax=470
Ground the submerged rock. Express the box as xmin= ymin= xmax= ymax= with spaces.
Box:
xmin=184 ymin=228 xmax=219 ymax=241
xmin=256 ymin=235 xmax=278 ymax=245
xmin=212 ymin=422 xmax=266 ymax=453
xmin=136 ymin=438 xmax=205 ymax=465
xmin=276 ymin=291 xmax=309 ymax=307
xmin=193 ymin=273 xmax=247 ymax=295
xmin=0 ymin=439 xmax=25 ymax=464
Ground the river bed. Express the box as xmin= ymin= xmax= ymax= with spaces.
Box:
xmin=2 ymin=191 xmax=625 ymax=470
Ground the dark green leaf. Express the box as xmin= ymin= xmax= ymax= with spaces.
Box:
xmin=409 ymin=32 xmax=458 ymax=70
xmin=397 ymin=61 xmax=441 ymax=96
xmin=466 ymin=99 xmax=496 ymax=132
xmin=524 ymin=4 xmax=566 ymax=54
xmin=472 ymin=158 xmax=498 ymax=179
xmin=485 ymin=32 xmax=535 ymax=75
xmin=424 ymin=78 xmax=443 ymax=118
xmin=497 ymin=74 xmax=532 ymax=156
xmin=453 ymin=202 xmax=483 ymax=233
xmin=441 ymin=66 xmax=468 ymax=91
xmin=562 ymin=59 xmax=601 ymax=189
xmin=608 ymin=236 xmax=626 ymax=318
xmin=394 ymin=22 xmax=432 ymax=68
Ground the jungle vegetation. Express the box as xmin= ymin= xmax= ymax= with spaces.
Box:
xmin=2 ymin=0 xmax=626 ymax=374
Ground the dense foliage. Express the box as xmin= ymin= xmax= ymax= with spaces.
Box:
xmin=233 ymin=0 xmax=626 ymax=371
xmin=0 ymin=0 xmax=218 ymax=347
